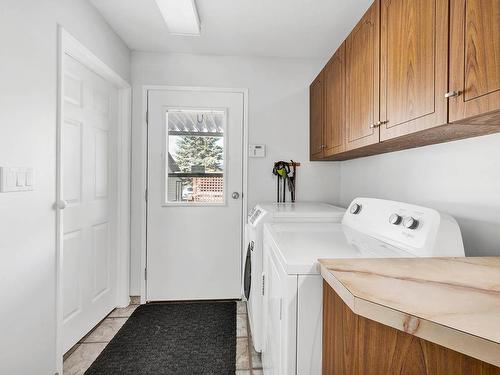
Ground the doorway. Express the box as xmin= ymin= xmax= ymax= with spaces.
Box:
xmin=56 ymin=28 xmax=131 ymax=371
xmin=146 ymin=88 xmax=246 ymax=301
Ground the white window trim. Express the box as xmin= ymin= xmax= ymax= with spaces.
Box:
xmin=163 ymin=106 xmax=228 ymax=207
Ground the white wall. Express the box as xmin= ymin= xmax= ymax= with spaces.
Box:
xmin=130 ymin=52 xmax=341 ymax=294
xmin=339 ymin=133 xmax=500 ymax=256
xmin=0 ymin=1 xmax=130 ymax=373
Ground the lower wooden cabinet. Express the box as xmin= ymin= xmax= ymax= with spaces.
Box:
xmin=322 ymin=281 xmax=500 ymax=375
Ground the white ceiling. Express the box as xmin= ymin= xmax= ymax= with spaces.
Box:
xmin=89 ymin=0 xmax=373 ymax=59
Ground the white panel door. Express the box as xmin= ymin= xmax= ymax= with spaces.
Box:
xmin=147 ymin=89 xmax=244 ymax=301
xmin=61 ymin=54 xmax=118 ymax=352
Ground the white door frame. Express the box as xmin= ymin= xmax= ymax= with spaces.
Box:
xmin=139 ymin=86 xmax=249 ymax=303
xmin=55 ymin=27 xmax=131 ymax=373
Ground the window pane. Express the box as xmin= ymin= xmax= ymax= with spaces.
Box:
xmin=165 ymin=110 xmax=225 ymax=204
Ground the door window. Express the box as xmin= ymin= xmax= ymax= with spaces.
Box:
xmin=165 ymin=109 xmax=226 ymax=205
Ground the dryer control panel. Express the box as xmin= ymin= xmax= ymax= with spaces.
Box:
xmin=343 ymin=198 xmax=464 ymax=258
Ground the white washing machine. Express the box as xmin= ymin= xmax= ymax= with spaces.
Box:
xmin=261 ymin=197 xmax=465 ymax=375
xmin=243 ymin=202 xmax=345 ymax=352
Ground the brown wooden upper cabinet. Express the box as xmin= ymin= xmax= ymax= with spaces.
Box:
xmin=449 ymin=0 xmax=500 ymax=124
xmin=310 ymin=74 xmax=324 ymax=160
xmin=310 ymin=44 xmax=346 ymax=159
xmin=310 ymin=0 xmax=500 ymax=161
xmin=345 ymin=0 xmax=380 ymax=151
xmin=324 ymin=43 xmax=346 ymax=156
xmin=379 ymin=0 xmax=448 ymax=141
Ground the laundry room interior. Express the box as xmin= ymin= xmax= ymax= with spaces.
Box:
xmin=1 ymin=0 xmax=500 ymax=374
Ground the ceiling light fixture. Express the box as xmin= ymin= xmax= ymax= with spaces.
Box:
xmin=155 ymin=0 xmax=201 ymax=36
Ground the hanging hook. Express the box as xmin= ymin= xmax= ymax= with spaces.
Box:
xmin=197 ymin=114 xmax=204 ymax=124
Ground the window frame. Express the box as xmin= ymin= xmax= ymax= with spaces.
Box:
xmin=161 ymin=106 xmax=228 ymax=207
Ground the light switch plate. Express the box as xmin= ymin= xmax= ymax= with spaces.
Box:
xmin=0 ymin=167 xmax=34 ymax=192
xmin=249 ymin=144 xmax=266 ymax=158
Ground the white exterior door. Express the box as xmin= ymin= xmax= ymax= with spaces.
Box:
xmin=61 ymin=54 xmax=118 ymax=352
xmin=147 ymin=89 xmax=244 ymax=301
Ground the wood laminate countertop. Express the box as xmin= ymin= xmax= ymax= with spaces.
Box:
xmin=319 ymin=257 xmax=500 ymax=367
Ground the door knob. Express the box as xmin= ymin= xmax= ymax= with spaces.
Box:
xmin=232 ymin=192 xmax=240 ymax=199
xmin=57 ymin=199 xmax=68 ymax=209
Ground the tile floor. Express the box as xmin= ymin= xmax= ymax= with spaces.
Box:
xmin=63 ymin=300 xmax=263 ymax=375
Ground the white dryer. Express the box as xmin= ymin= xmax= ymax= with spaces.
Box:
xmin=243 ymin=202 xmax=345 ymax=352
xmin=261 ymin=197 xmax=465 ymax=375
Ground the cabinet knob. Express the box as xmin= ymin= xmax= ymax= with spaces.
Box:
xmin=445 ymin=90 xmax=461 ymax=98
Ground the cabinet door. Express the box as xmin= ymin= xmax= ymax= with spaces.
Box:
xmin=449 ymin=0 xmax=500 ymax=123
xmin=345 ymin=0 xmax=380 ymax=151
xmin=379 ymin=0 xmax=448 ymax=141
xmin=323 ymin=281 xmax=358 ymax=375
xmin=323 ymin=43 xmax=346 ymax=157
xmin=310 ymin=75 xmax=325 ymax=159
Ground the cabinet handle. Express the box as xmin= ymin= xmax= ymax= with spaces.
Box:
xmin=320 ymin=144 xmax=326 ymax=149
xmin=445 ymin=90 xmax=461 ymax=98
xmin=370 ymin=120 xmax=388 ymax=129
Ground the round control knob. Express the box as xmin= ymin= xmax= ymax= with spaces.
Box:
xmin=350 ymin=203 xmax=362 ymax=215
xmin=389 ymin=213 xmax=402 ymax=225
xmin=403 ymin=217 xmax=419 ymax=230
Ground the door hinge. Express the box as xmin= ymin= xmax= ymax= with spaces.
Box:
xmin=144 ymin=268 xmax=147 ymax=280
xmin=145 ymin=189 xmax=148 ymax=202
xmin=262 ymin=274 xmax=265 ymax=296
